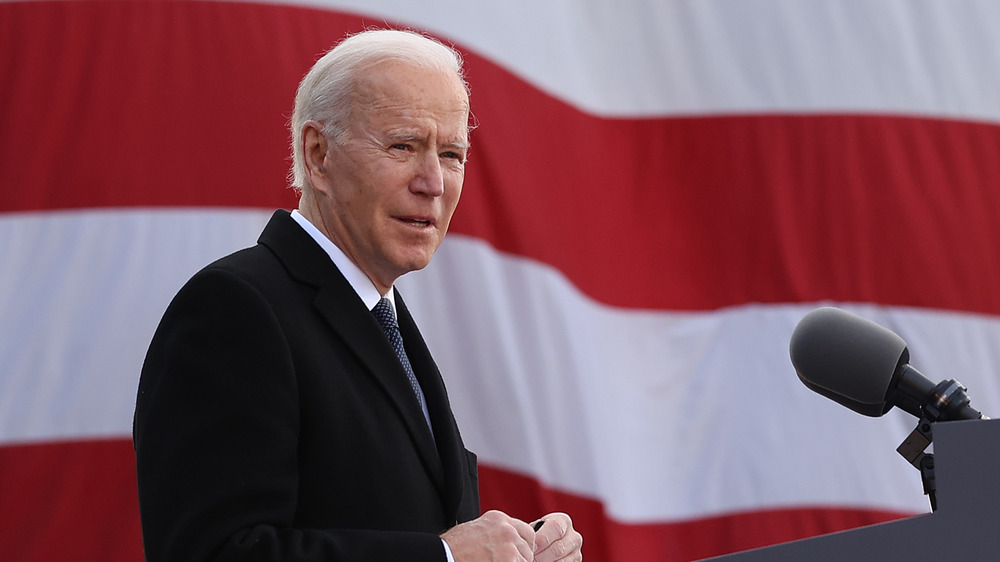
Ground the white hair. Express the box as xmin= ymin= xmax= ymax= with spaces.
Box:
xmin=289 ymin=29 xmax=469 ymax=192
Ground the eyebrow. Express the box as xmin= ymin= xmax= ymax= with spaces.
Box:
xmin=386 ymin=129 xmax=469 ymax=151
xmin=442 ymin=140 xmax=470 ymax=152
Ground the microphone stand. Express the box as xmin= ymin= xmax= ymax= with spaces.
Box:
xmin=896 ymin=418 xmax=937 ymax=511
xmin=894 ymin=378 xmax=983 ymax=512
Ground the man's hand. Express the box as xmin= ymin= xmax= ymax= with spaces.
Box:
xmin=531 ymin=512 xmax=583 ymax=562
xmin=442 ymin=510 xmax=536 ymax=561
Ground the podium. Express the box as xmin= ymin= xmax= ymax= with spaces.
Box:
xmin=700 ymin=419 xmax=1000 ymax=560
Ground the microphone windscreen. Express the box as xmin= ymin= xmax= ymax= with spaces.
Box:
xmin=790 ymin=307 xmax=908 ymax=417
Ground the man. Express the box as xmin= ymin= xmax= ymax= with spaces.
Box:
xmin=133 ymin=29 xmax=583 ymax=562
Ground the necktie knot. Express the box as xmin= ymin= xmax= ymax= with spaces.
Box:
xmin=373 ymin=297 xmax=398 ymax=332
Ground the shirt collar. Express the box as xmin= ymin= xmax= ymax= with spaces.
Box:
xmin=290 ymin=209 xmax=395 ymax=313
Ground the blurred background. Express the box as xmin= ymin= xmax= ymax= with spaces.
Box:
xmin=2 ymin=1 xmax=999 ymax=560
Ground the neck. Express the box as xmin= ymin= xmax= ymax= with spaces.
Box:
xmin=296 ymin=196 xmax=393 ymax=297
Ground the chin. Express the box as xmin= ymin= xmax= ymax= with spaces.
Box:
xmin=405 ymin=257 xmax=433 ymax=273
xmin=402 ymin=243 xmax=441 ymax=270
xmin=390 ymin=254 xmax=433 ymax=277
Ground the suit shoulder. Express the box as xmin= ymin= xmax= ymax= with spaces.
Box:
xmin=197 ymin=243 xmax=290 ymax=289
xmin=156 ymin=245 xmax=289 ymax=319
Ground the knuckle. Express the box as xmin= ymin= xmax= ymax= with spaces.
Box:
xmin=500 ymin=522 xmax=521 ymax=541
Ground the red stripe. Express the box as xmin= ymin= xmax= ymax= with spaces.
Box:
xmin=456 ymin=107 xmax=1000 ymax=314
xmin=0 ymin=0 xmax=314 ymax=212
xmin=0 ymin=439 xmax=144 ymax=561
xmin=0 ymin=439 xmax=910 ymax=561
xmin=3 ymin=1 xmax=1000 ymax=314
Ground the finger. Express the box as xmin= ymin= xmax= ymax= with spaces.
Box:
xmin=509 ymin=517 xmax=536 ymax=560
xmin=533 ymin=513 xmax=583 ymax=560
xmin=532 ymin=512 xmax=567 ymax=552
xmin=536 ymin=535 xmax=584 ymax=562
xmin=489 ymin=511 xmax=536 ymax=560
xmin=511 ymin=516 xmax=535 ymax=543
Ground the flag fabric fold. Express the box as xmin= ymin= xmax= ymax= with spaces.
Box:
xmin=2 ymin=1 xmax=999 ymax=560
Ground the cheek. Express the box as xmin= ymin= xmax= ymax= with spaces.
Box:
xmin=445 ymin=173 xmax=464 ymax=205
xmin=443 ymin=183 xmax=463 ymax=221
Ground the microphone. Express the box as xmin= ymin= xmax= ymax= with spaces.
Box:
xmin=789 ymin=307 xmax=985 ymax=422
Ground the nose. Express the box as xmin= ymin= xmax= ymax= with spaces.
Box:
xmin=410 ymin=151 xmax=445 ymax=196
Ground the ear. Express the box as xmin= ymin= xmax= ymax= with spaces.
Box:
xmin=302 ymin=120 xmax=331 ymax=194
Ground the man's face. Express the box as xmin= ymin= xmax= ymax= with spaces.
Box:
xmin=313 ymin=60 xmax=470 ymax=292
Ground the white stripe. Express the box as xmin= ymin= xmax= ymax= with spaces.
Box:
xmin=4 ymin=210 xmax=1000 ymax=522
xmin=252 ymin=0 xmax=1000 ymax=122
xmin=0 ymin=209 xmax=272 ymax=444
xmin=401 ymin=235 xmax=1000 ymax=520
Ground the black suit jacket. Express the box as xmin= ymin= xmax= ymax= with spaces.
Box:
xmin=134 ymin=210 xmax=480 ymax=561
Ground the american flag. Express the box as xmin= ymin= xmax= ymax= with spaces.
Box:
xmin=2 ymin=1 xmax=1000 ymax=560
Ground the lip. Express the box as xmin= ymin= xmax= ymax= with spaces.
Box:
xmin=393 ymin=215 xmax=435 ymax=228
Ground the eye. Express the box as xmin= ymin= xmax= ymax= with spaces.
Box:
xmin=390 ymin=143 xmax=411 ymax=151
xmin=441 ymin=151 xmax=466 ymax=164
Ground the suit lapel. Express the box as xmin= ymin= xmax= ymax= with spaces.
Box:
xmin=395 ymin=293 xmax=467 ymax=523
xmin=258 ymin=211 xmax=446 ymax=492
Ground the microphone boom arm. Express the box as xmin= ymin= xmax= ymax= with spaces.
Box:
xmin=893 ymin=377 xmax=986 ymax=512
xmin=896 ymin=417 xmax=937 ymax=511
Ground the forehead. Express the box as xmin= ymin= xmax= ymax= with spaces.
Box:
xmin=351 ymin=60 xmax=470 ymax=136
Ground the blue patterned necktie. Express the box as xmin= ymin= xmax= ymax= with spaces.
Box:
xmin=372 ymin=297 xmax=432 ymax=431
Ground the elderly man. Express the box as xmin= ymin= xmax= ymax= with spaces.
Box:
xmin=133 ymin=29 xmax=582 ymax=562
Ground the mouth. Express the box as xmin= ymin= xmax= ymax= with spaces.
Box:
xmin=396 ymin=216 xmax=433 ymax=228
